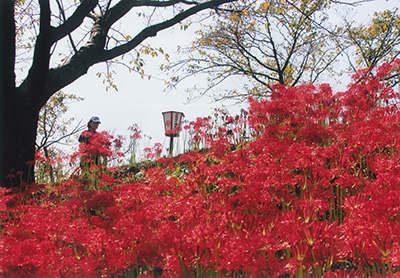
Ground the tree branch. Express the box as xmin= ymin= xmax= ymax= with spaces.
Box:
xmin=21 ymin=0 xmax=52 ymax=102
xmin=102 ymin=0 xmax=236 ymax=60
xmin=43 ymin=0 xmax=236 ymax=99
xmin=54 ymin=0 xmax=78 ymax=53
xmin=331 ymin=0 xmax=373 ymax=5
xmin=50 ymin=0 xmax=98 ymax=44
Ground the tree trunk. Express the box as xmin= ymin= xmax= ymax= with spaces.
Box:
xmin=43 ymin=146 xmax=55 ymax=183
xmin=0 ymin=0 xmax=50 ymax=189
xmin=0 ymin=95 xmax=39 ymax=188
xmin=0 ymin=0 xmax=22 ymax=189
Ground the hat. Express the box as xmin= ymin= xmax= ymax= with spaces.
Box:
xmin=90 ymin=116 xmax=101 ymax=123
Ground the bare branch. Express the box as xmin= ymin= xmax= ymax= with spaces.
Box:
xmin=50 ymin=0 xmax=98 ymax=43
xmin=54 ymin=0 xmax=78 ymax=53
xmin=102 ymin=0 xmax=236 ymax=60
xmin=331 ymin=0 xmax=374 ymax=5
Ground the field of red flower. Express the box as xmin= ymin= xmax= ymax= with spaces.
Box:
xmin=2 ymin=61 xmax=400 ymax=277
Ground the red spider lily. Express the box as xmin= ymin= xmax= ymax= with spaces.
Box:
xmin=35 ymin=151 xmax=47 ymax=162
xmin=113 ymin=136 xmax=124 ymax=149
xmin=78 ymin=131 xmax=113 ymax=158
xmin=143 ymin=142 xmax=163 ymax=160
xmin=3 ymin=61 xmax=400 ymax=277
xmin=128 ymin=123 xmax=143 ymax=140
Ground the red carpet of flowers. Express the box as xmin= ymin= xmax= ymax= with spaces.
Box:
xmin=2 ymin=61 xmax=400 ymax=277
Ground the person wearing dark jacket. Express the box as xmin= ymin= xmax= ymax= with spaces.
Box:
xmin=79 ymin=116 xmax=101 ymax=143
xmin=78 ymin=116 xmax=101 ymax=169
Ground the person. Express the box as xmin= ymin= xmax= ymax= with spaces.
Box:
xmin=78 ymin=116 xmax=101 ymax=169
xmin=79 ymin=116 xmax=101 ymax=144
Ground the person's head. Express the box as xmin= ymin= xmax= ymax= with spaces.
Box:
xmin=88 ymin=116 xmax=101 ymax=131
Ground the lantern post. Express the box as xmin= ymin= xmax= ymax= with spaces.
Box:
xmin=162 ymin=111 xmax=185 ymax=156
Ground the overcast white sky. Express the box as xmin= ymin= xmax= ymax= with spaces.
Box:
xmin=62 ymin=0 xmax=400 ymax=157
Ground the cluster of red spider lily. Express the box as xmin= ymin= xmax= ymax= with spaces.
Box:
xmin=2 ymin=60 xmax=400 ymax=278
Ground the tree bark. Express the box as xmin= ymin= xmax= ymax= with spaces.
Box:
xmin=0 ymin=0 xmax=53 ymax=188
xmin=0 ymin=0 xmax=19 ymax=188
xmin=1 ymin=96 xmax=40 ymax=188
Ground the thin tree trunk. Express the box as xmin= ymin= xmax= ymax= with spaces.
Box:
xmin=43 ymin=146 xmax=55 ymax=183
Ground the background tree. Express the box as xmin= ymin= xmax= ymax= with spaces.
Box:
xmin=341 ymin=8 xmax=400 ymax=86
xmin=166 ymin=0 xmax=341 ymax=101
xmin=35 ymin=91 xmax=84 ymax=183
xmin=0 ymin=0 xmax=236 ymax=188
xmin=36 ymin=91 xmax=84 ymax=154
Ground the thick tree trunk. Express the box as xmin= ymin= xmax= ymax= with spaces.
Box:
xmin=0 ymin=0 xmax=20 ymax=189
xmin=0 ymin=0 xmax=50 ymax=188
xmin=0 ymin=98 xmax=39 ymax=188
